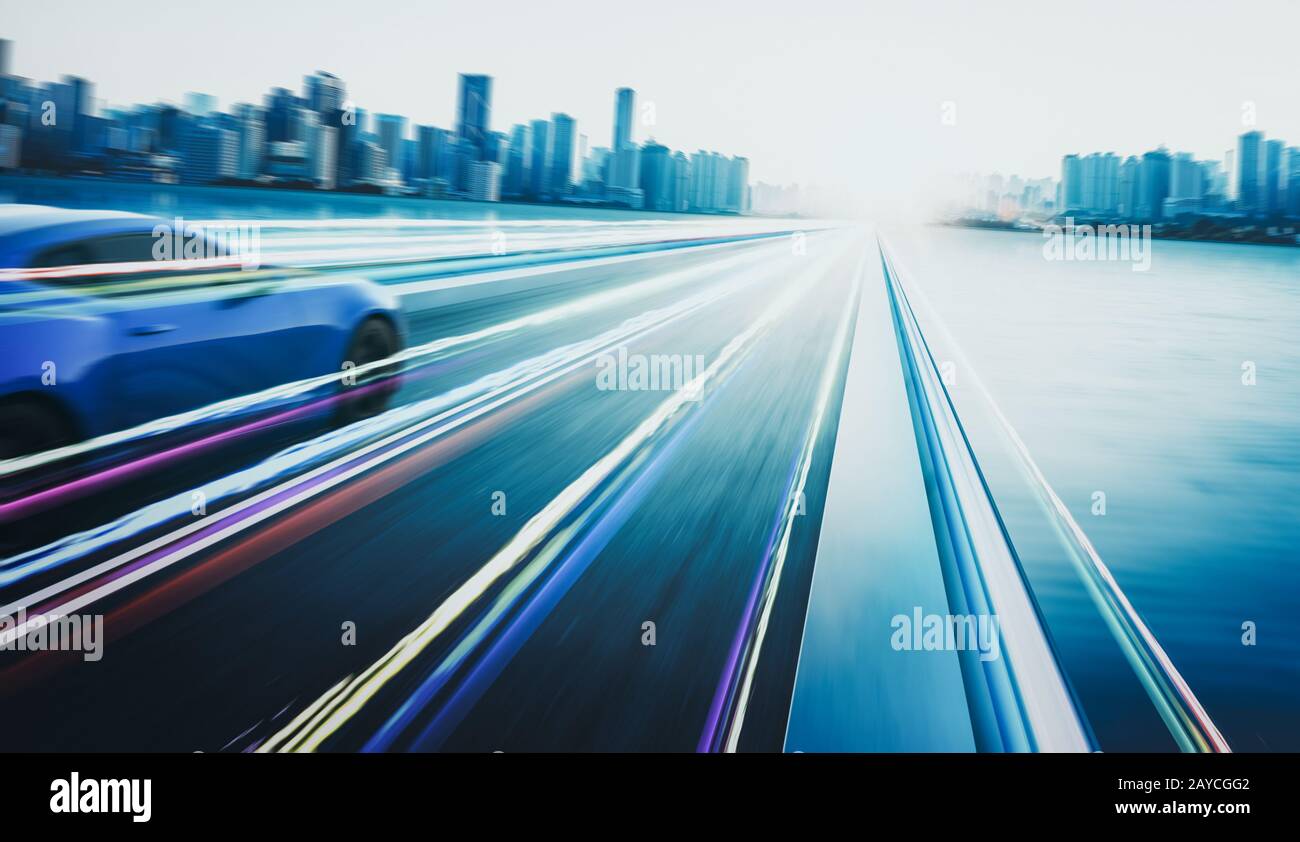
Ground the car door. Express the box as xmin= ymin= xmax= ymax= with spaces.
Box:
xmin=34 ymin=233 xmax=331 ymax=430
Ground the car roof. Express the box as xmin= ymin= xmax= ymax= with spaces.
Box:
xmin=0 ymin=205 xmax=160 ymax=267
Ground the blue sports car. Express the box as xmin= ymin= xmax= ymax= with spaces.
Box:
xmin=0 ymin=205 xmax=406 ymax=458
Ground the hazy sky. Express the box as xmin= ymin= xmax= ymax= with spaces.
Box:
xmin=3 ymin=0 xmax=1298 ymax=213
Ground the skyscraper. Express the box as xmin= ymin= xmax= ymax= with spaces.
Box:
xmin=639 ymin=141 xmax=673 ymax=211
xmin=336 ymin=105 xmax=365 ymax=187
xmin=1060 ymin=154 xmax=1083 ymax=211
xmin=302 ymin=112 xmax=337 ymax=189
xmin=726 ymin=156 xmax=750 ymax=212
xmin=1263 ymin=138 xmax=1284 ymax=216
xmin=466 ymin=160 xmax=502 ymax=201
xmin=608 ymin=88 xmax=641 ymax=194
xmin=375 ymin=114 xmax=407 ymax=182
xmin=1237 ymin=131 xmax=1263 ymax=215
xmin=232 ymin=103 xmax=265 ymax=180
xmin=690 ymin=151 xmax=730 ymax=211
xmin=456 ymin=74 xmax=492 ymax=157
xmin=305 ymin=71 xmax=344 ymax=114
xmin=265 ymin=87 xmax=301 ymax=143
xmin=672 ymin=151 xmax=690 ymax=212
xmin=1137 ymin=147 xmax=1171 ymax=220
xmin=613 ymin=87 xmax=635 ymax=152
xmin=179 ymin=120 xmax=238 ymax=184
xmin=415 ymin=125 xmax=437 ymax=182
xmin=1079 ymin=152 xmax=1119 ymax=212
xmin=1288 ymin=147 xmax=1300 ymax=218
xmin=547 ymin=113 xmax=574 ymax=196
xmin=0 ymin=124 xmax=20 ymax=169
xmin=528 ymin=118 xmax=549 ymax=198
xmin=1169 ymin=152 xmax=1201 ymax=200
xmin=504 ymin=123 xmax=529 ymax=197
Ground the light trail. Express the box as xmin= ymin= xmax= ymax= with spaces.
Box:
xmin=0 ymin=234 xmax=794 ymax=479
xmin=700 ymin=241 xmax=866 ymax=753
xmin=257 ymin=235 xmax=851 ymax=752
xmin=0 ymin=240 xmax=802 ymax=645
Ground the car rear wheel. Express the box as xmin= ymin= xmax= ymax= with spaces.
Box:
xmin=0 ymin=400 xmax=77 ymax=460
xmin=336 ymin=317 xmax=401 ymax=424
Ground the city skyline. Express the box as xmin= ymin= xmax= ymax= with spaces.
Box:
xmin=0 ymin=36 xmax=759 ymax=213
xmin=949 ymin=123 xmax=1300 ymax=231
xmin=5 ymin=0 xmax=1300 ymax=216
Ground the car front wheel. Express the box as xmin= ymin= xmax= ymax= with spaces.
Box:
xmin=336 ymin=317 xmax=401 ymax=424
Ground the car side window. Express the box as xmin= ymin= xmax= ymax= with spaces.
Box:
xmin=91 ymin=233 xmax=159 ymax=264
xmin=29 ymin=242 xmax=94 ymax=269
xmin=30 ymin=233 xmax=160 ymax=270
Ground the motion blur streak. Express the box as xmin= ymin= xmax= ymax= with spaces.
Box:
xmin=366 ymin=366 xmax=711 ymax=752
xmin=0 ymin=240 xmax=782 ymax=631
xmin=260 ymin=238 xmax=850 ymax=753
xmin=0 ymin=233 xmax=786 ymax=478
xmin=699 ymin=247 xmax=864 ymax=753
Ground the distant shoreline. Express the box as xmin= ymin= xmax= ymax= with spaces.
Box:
xmin=938 ymin=217 xmax=1300 ymax=249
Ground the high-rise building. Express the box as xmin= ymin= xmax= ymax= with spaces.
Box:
xmin=415 ymin=124 xmax=438 ymax=182
xmin=302 ymin=112 xmax=337 ymax=188
xmin=304 ymin=71 xmax=344 ymax=114
xmin=639 ymin=141 xmax=673 ymax=211
xmin=1137 ymin=147 xmax=1172 ymax=220
xmin=336 ymin=105 xmax=365 ymax=187
xmin=1237 ymin=131 xmax=1263 ymax=215
xmin=179 ymin=120 xmax=238 ymax=184
xmin=528 ymin=118 xmax=549 ymax=198
xmin=0 ymin=123 xmax=20 ymax=169
xmin=672 ymin=152 xmax=690 ymax=212
xmin=466 ymin=160 xmax=501 ymax=201
xmin=483 ymin=130 xmax=507 ymax=166
xmin=607 ymin=88 xmax=641 ymax=193
xmin=1263 ymin=138 xmax=1284 ymax=216
xmin=1169 ymin=152 xmax=1202 ymax=200
xmin=456 ymin=74 xmax=491 ymax=157
xmin=1079 ymin=152 xmax=1119 ymax=212
xmin=608 ymin=146 xmax=639 ymax=193
xmin=504 ymin=123 xmax=529 ymax=197
xmin=547 ymin=113 xmax=574 ymax=196
xmin=375 ymin=114 xmax=407 ymax=182
xmin=451 ymin=135 xmax=478 ymax=192
xmin=689 ymin=150 xmax=730 ymax=211
xmin=1060 ymin=154 xmax=1083 ymax=211
xmin=354 ymin=139 xmax=387 ymax=185
xmin=232 ymin=103 xmax=265 ymax=180
xmin=727 ymin=156 xmax=750 ymax=212
xmin=613 ymin=87 xmax=635 ymax=152
xmin=1287 ymin=147 xmax=1300 ymax=218
xmin=265 ymin=87 xmax=302 ymax=143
